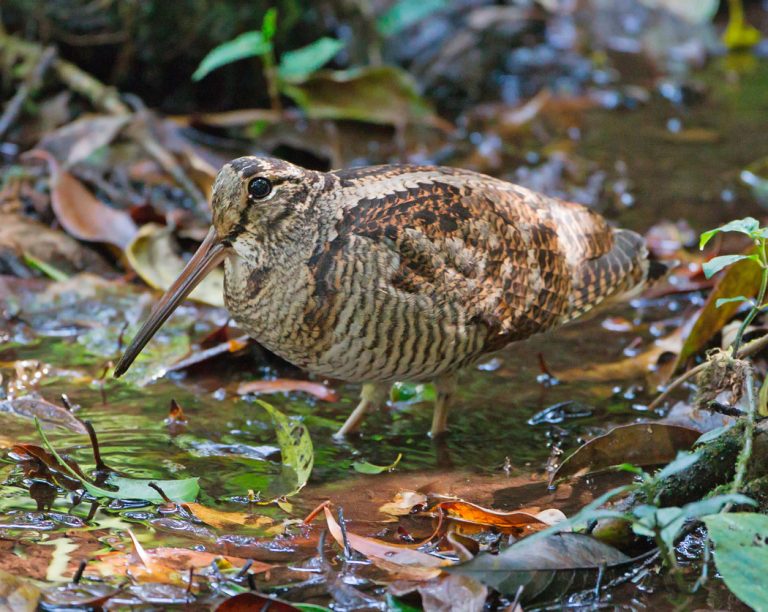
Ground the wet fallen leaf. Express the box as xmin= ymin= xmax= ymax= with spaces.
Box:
xmin=435 ymin=501 xmax=565 ymax=536
xmin=281 ymin=66 xmax=442 ymax=127
xmin=238 ymin=379 xmax=339 ymax=402
xmin=324 ymin=507 xmax=447 ymax=580
xmin=557 ymin=326 xmax=684 ymax=384
xmin=25 ymin=149 xmax=137 ymax=249
xmin=551 ymin=423 xmax=701 ymax=484
xmin=389 ymin=573 xmax=487 ymax=612
xmin=182 ymin=502 xmax=274 ymax=530
xmin=256 ymin=400 xmax=314 ymax=499
xmin=90 ymin=530 xmax=269 ymax=586
xmin=38 ymin=115 xmax=130 ymax=166
xmin=446 ymin=532 xmax=633 ymax=602
xmin=0 ymin=568 xmax=41 ymax=612
xmin=676 ymin=253 xmax=761 ymax=367
xmin=216 ymin=592 xmax=302 ymax=611
xmin=353 ymin=453 xmax=402 ymax=474
xmin=125 ymin=223 xmax=224 ymax=307
xmin=379 ymin=491 xmax=429 ymax=516
xmin=0 ymin=396 xmax=87 ymax=433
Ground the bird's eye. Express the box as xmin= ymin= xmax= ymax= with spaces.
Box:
xmin=248 ymin=177 xmax=272 ymax=200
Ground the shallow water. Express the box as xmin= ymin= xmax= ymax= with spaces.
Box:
xmin=2 ymin=57 xmax=768 ymax=608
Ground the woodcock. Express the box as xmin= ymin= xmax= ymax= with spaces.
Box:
xmin=115 ymin=157 xmax=664 ymax=437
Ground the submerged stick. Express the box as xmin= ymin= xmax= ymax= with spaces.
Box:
xmin=0 ymin=45 xmax=56 ymax=138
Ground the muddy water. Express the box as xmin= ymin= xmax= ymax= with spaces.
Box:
xmin=1 ymin=58 xmax=767 ymax=608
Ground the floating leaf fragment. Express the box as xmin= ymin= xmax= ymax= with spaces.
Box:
xmin=182 ymin=502 xmax=274 ymax=530
xmin=1 ymin=396 xmax=87 ymax=433
xmin=238 ymin=379 xmax=339 ymax=402
xmin=353 ymin=453 xmax=402 ymax=474
xmin=379 ymin=491 xmax=429 ymax=516
xmin=436 ymin=501 xmax=565 ymax=535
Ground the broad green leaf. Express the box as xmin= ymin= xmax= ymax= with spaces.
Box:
xmin=704 ymin=513 xmax=768 ymax=611
xmin=35 ymin=419 xmax=199 ymax=502
xmin=255 ymin=400 xmax=314 ymax=498
xmin=281 ymin=66 xmax=437 ymax=126
xmin=695 ymin=423 xmax=736 ymax=445
xmin=192 ymin=31 xmax=272 ymax=81
xmin=377 ymin=0 xmax=447 ymax=37
xmin=702 ymin=254 xmax=755 ymax=279
xmin=676 ymin=253 xmax=762 ymax=366
xmin=261 ymin=7 xmax=278 ymax=42
xmin=715 ymin=296 xmax=751 ymax=308
xmin=446 ymin=532 xmax=631 ymax=601
xmin=352 ymin=453 xmax=402 ymax=474
xmin=385 ymin=594 xmax=421 ymax=612
xmin=655 ymin=451 xmax=701 ymax=480
xmin=278 ymin=38 xmax=345 ymax=83
xmin=125 ymin=223 xmax=224 ymax=307
xmin=700 ymin=217 xmax=760 ymax=249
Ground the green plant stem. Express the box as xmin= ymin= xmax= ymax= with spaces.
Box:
xmin=732 ymin=263 xmax=768 ymax=353
xmin=730 ymin=368 xmax=756 ymax=495
xmin=262 ymin=48 xmax=282 ymax=112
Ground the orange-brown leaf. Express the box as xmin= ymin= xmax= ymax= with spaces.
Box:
xmin=182 ymin=502 xmax=274 ymax=530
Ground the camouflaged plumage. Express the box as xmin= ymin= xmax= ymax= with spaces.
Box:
xmin=217 ymin=157 xmax=651 ymax=386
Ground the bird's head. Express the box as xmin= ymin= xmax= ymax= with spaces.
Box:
xmin=113 ymin=156 xmax=322 ymax=377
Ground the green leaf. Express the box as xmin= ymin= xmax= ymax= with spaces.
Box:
xmin=255 ymin=400 xmax=314 ymax=498
xmin=192 ymin=31 xmax=272 ymax=81
xmin=352 ymin=453 xmax=402 ymax=474
xmin=715 ymin=296 xmax=751 ymax=308
xmin=704 ymin=513 xmax=768 ymax=611
xmin=695 ymin=423 xmax=736 ymax=445
xmin=700 ymin=217 xmax=761 ymax=249
xmin=655 ymin=451 xmax=701 ymax=480
xmin=391 ymin=381 xmax=436 ymax=403
xmin=261 ymin=7 xmax=278 ymax=42
xmin=35 ymin=419 xmax=199 ymax=502
xmin=702 ymin=254 xmax=754 ymax=279
xmin=385 ymin=594 xmax=421 ymax=612
xmin=22 ymin=252 xmax=69 ymax=281
xmin=280 ymin=66 xmax=437 ymax=126
xmin=278 ymin=38 xmax=345 ymax=83
xmin=376 ymin=0 xmax=447 ymax=37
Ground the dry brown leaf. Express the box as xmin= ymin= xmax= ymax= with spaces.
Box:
xmin=25 ymin=149 xmax=137 ymax=249
xmin=379 ymin=490 xmax=429 ymax=516
xmin=0 ymin=396 xmax=87 ymax=434
xmin=237 ymin=379 xmax=340 ymax=402
xmin=38 ymin=114 xmax=130 ymax=166
xmin=435 ymin=500 xmax=565 ymax=536
xmin=182 ymin=502 xmax=274 ymax=530
xmin=324 ymin=507 xmax=446 ymax=580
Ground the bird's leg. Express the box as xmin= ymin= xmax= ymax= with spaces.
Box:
xmin=431 ymin=374 xmax=457 ymax=437
xmin=334 ymin=382 xmax=390 ymax=438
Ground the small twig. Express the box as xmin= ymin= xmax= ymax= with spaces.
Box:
xmin=0 ymin=45 xmax=57 ymax=139
xmin=83 ymin=421 xmax=108 ymax=472
xmin=186 ymin=567 xmax=194 ymax=594
xmin=730 ymin=367 xmax=756 ymax=494
xmin=72 ymin=559 xmax=87 ymax=584
xmin=235 ymin=559 xmax=254 ymax=580
xmin=646 ymin=362 xmax=707 ymax=412
xmin=302 ymin=499 xmax=331 ymax=525
xmin=60 ymin=393 xmax=74 ymax=411
xmin=337 ymin=507 xmax=352 ymax=560
xmin=147 ymin=481 xmax=173 ymax=504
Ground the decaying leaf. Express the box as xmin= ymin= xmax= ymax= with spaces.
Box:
xmin=38 ymin=115 xmax=130 ymax=166
xmin=353 ymin=453 xmax=402 ymax=474
xmin=281 ymin=66 xmax=441 ymax=127
xmin=389 ymin=574 xmax=487 ymax=612
xmin=255 ymin=400 xmax=314 ymax=499
xmin=0 ymin=396 xmax=87 ymax=433
xmin=324 ymin=507 xmax=447 ymax=580
xmin=435 ymin=501 xmax=565 ymax=536
xmin=0 ymin=568 xmax=41 ymax=612
xmin=125 ymin=223 xmax=224 ymax=307
xmin=215 ymin=592 xmax=302 ymax=611
xmin=89 ymin=530 xmax=269 ymax=585
xmin=676 ymin=254 xmax=762 ymax=367
xmin=446 ymin=532 xmax=633 ymax=602
xmin=237 ymin=379 xmax=339 ymax=402
xmin=182 ymin=502 xmax=274 ymax=530
xmin=551 ymin=422 xmax=701 ymax=484
xmin=379 ymin=491 xmax=429 ymax=516
xmin=25 ymin=149 xmax=137 ymax=249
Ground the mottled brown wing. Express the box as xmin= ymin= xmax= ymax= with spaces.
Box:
xmin=322 ymin=165 xmax=648 ymax=352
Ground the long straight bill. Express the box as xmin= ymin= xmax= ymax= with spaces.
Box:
xmin=113 ymin=227 xmax=228 ymax=377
